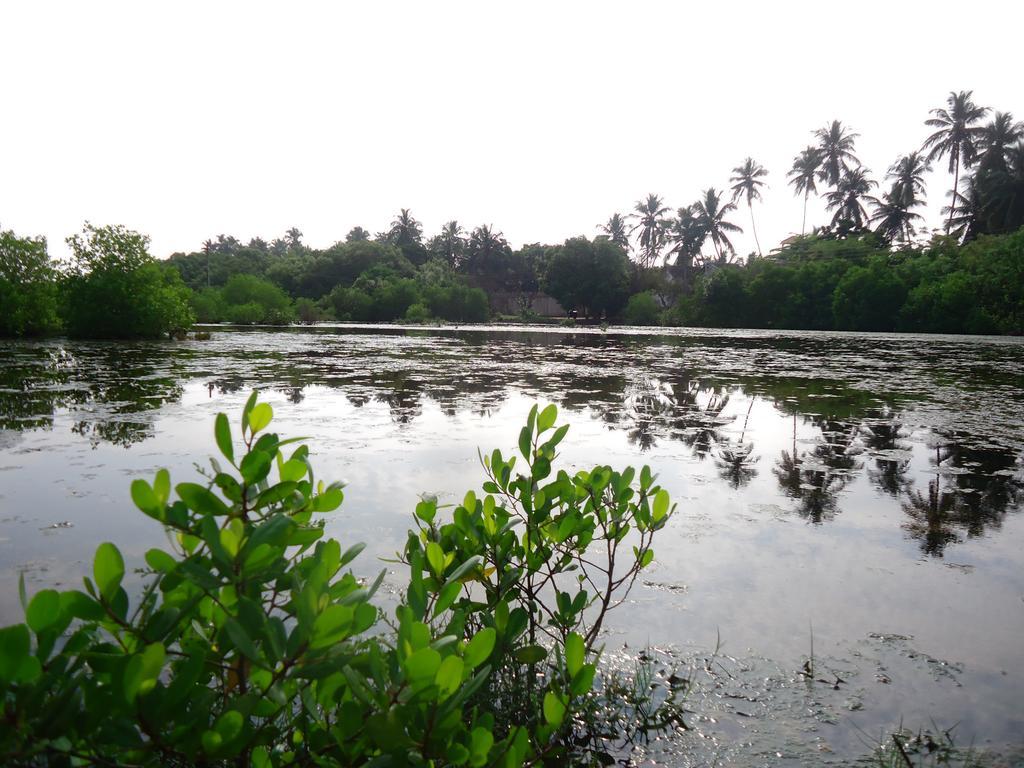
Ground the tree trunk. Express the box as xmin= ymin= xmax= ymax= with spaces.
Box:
xmin=945 ymin=153 xmax=960 ymax=236
xmin=802 ymin=191 xmax=809 ymax=236
xmin=749 ymin=202 xmax=762 ymax=256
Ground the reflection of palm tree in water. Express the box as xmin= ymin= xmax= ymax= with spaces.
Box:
xmin=773 ymin=413 xmax=861 ymax=523
xmin=902 ymin=478 xmax=961 ymax=556
xmin=861 ymin=410 xmax=913 ymax=497
xmin=623 ymin=376 xmax=676 ymax=451
xmin=679 ymin=385 xmax=731 ymax=460
xmin=716 ymin=398 xmax=758 ymax=488
xmin=901 ymin=432 xmax=1024 ymax=555
xmin=616 ymin=375 xmax=733 ymax=455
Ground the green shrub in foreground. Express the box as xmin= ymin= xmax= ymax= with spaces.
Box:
xmin=0 ymin=395 xmax=673 ymax=766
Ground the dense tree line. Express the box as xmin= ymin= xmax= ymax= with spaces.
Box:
xmin=1 ymin=223 xmax=192 ymax=339
xmin=1 ymin=90 xmax=1022 ymax=338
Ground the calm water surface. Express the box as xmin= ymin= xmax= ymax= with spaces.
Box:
xmin=1 ymin=325 xmax=1023 ymax=764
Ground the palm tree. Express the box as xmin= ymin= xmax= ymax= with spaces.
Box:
xmin=693 ymin=188 xmax=742 ymax=264
xmin=815 ymin=121 xmax=860 ymax=187
xmin=729 ymin=158 xmax=768 ymax=256
xmin=284 ymin=227 xmax=303 ymax=249
xmin=387 ymin=208 xmax=423 ymax=247
xmin=599 ymin=213 xmax=630 ymax=251
xmin=346 ymin=226 xmax=370 ymax=242
xmin=787 ymin=147 xmax=822 ymax=235
xmin=943 ymin=177 xmax=984 ymax=242
xmin=977 ymin=112 xmax=1024 ymax=175
xmin=922 ymin=90 xmax=989 ymax=235
xmin=980 ymin=142 xmax=1024 ymax=234
xmin=874 ymin=152 xmax=930 ymax=243
xmin=629 ymin=194 xmax=671 ymax=268
xmin=871 ymin=190 xmax=925 ymax=246
xmin=465 ymin=224 xmax=510 ymax=275
xmin=825 ymin=167 xmax=878 ymax=230
xmin=667 ymin=205 xmax=707 ymax=281
xmin=429 ymin=220 xmax=465 ymax=267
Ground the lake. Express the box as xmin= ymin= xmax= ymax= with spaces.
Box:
xmin=1 ymin=325 xmax=1023 ymax=764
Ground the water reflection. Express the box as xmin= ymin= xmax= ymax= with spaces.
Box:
xmin=1 ymin=328 xmax=1022 ymax=555
xmin=901 ymin=433 xmax=1024 ymax=556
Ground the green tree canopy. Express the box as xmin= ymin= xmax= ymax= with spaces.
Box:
xmin=62 ymin=223 xmax=193 ymax=339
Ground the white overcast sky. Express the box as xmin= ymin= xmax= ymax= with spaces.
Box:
xmin=1 ymin=1 xmax=1020 ymax=260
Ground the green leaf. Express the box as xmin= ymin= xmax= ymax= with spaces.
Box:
xmin=463 ymin=627 xmax=496 ymax=669
xmin=435 ymin=655 xmax=464 ymax=696
xmin=94 ymin=542 xmax=124 ymax=601
xmin=279 ymin=459 xmax=307 ymax=484
xmin=145 ymin=548 xmax=177 ymax=573
xmin=240 ymin=389 xmax=259 ymax=432
xmin=26 ymin=590 xmax=61 ymax=633
xmin=240 ymin=450 xmax=272 ymax=486
xmin=131 ymin=479 xmax=161 ymax=518
xmin=340 ymin=542 xmax=366 ymax=568
xmin=425 ymin=542 xmax=446 ymax=578
xmin=312 ymin=486 xmax=344 ymax=512
xmin=470 ymin=726 xmax=494 ymax=767
xmin=443 ymin=555 xmax=482 ymax=585
xmin=215 ymin=412 xmax=234 ymax=463
xmin=248 ymin=403 xmax=273 ymax=434
xmin=652 ymin=488 xmax=670 ymax=522
xmin=177 ymin=482 xmax=230 ymax=516
xmin=405 ymin=647 xmax=442 ymax=683
xmin=518 ymin=425 xmax=532 ymax=460
xmin=571 ymin=664 xmax=596 ymax=696
xmin=59 ymin=590 xmax=103 ymax=621
xmin=514 ymin=644 xmax=547 ymax=664
xmin=124 ymin=642 xmax=165 ymax=702
xmin=201 ymin=730 xmax=223 ymax=754
xmin=639 ymin=548 xmax=654 ymax=568
xmin=0 ymin=624 xmax=31 ymax=681
xmin=415 ymin=499 xmax=436 ymax=524
xmin=565 ymin=632 xmax=585 ymax=677
xmin=215 ymin=710 xmax=244 ymax=741
xmin=537 ymin=403 xmax=557 ymax=432
xmin=543 ymin=690 xmax=566 ymax=727
xmin=153 ymin=468 xmax=171 ymax=506
xmin=433 ymin=581 xmax=461 ymax=617
xmin=225 ymin=618 xmax=262 ymax=661
xmin=311 ymin=605 xmax=354 ymax=649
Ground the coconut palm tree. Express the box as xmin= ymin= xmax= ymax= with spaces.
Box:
xmin=980 ymin=142 xmax=1024 ymax=234
xmin=464 ymin=224 xmax=510 ymax=275
xmin=729 ymin=157 xmax=768 ymax=256
xmin=787 ymin=146 xmax=823 ymax=235
xmin=825 ymin=167 xmax=878 ymax=230
xmin=693 ymin=188 xmax=742 ymax=264
xmin=667 ymin=205 xmax=707 ymax=281
xmin=815 ymin=121 xmax=860 ymax=187
xmin=629 ymin=194 xmax=671 ymax=268
xmin=888 ymin=151 xmax=930 ymax=209
xmin=922 ymin=90 xmax=989 ymax=235
xmin=943 ymin=177 xmax=984 ymax=242
xmin=429 ymin=220 xmax=466 ymax=267
xmin=977 ymin=112 xmax=1024 ymax=175
xmin=873 ymin=152 xmax=930 ymax=243
xmin=284 ymin=227 xmax=303 ymax=249
xmin=387 ymin=208 xmax=423 ymax=247
xmin=599 ymin=213 xmax=630 ymax=251
xmin=871 ymin=190 xmax=925 ymax=246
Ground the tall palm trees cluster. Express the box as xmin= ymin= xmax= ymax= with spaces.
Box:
xmin=601 ymin=90 xmax=1023 ymax=269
